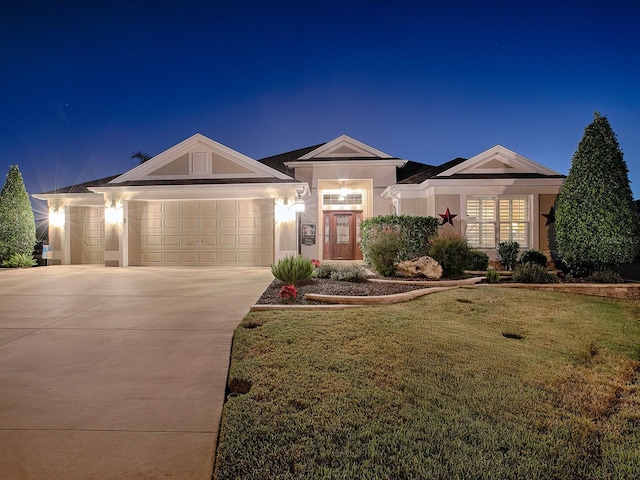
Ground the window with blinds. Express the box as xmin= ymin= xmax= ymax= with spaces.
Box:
xmin=465 ymin=196 xmax=529 ymax=248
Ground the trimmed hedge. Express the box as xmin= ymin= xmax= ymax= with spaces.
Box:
xmin=360 ymin=215 xmax=438 ymax=263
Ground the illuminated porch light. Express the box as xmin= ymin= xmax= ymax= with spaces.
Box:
xmin=49 ymin=207 xmax=65 ymax=228
xmin=275 ymin=201 xmax=296 ymax=223
xmin=291 ymin=193 xmax=305 ymax=213
xmin=105 ymin=202 xmax=123 ymax=224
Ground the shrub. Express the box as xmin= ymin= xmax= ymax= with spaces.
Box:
xmin=0 ymin=165 xmax=36 ymax=263
xmin=519 ymin=249 xmax=548 ymax=267
xmin=429 ymin=233 xmax=470 ymax=279
xmin=317 ymin=263 xmax=367 ymax=282
xmin=465 ymin=250 xmax=489 ymax=271
xmin=555 ymin=113 xmax=640 ymax=274
xmin=587 ymin=269 xmax=625 ymax=284
xmin=2 ymin=252 xmax=36 ymax=268
xmin=360 ymin=215 xmax=438 ymax=263
xmin=368 ymin=230 xmax=402 ymax=277
xmin=497 ymin=241 xmax=519 ymax=270
xmin=512 ymin=263 xmax=559 ymax=284
xmin=485 ymin=269 xmax=501 ymax=283
xmin=271 ymin=256 xmax=315 ymax=285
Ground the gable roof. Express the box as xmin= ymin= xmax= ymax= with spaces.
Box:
xmin=111 ymin=133 xmax=293 ymax=184
xmin=398 ymin=158 xmax=467 ymax=184
xmin=297 ymin=134 xmax=395 ymax=160
xmin=398 ymin=145 xmax=564 ymax=184
xmin=258 ymin=144 xmax=324 ymax=175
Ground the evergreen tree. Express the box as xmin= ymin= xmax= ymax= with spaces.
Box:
xmin=555 ymin=113 xmax=640 ymax=274
xmin=0 ymin=165 xmax=36 ymax=263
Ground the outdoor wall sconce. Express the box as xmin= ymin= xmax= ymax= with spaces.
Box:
xmin=105 ymin=202 xmax=123 ymax=225
xmin=291 ymin=192 xmax=305 ymax=213
xmin=48 ymin=206 xmax=65 ymax=228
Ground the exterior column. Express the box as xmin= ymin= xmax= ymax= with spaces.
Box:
xmin=104 ymin=200 xmax=127 ymax=267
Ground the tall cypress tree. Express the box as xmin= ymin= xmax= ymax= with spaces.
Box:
xmin=0 ymin=165 xmax=36 ymax=262
xmin=555 ymin=113 xmax=640 ymax=274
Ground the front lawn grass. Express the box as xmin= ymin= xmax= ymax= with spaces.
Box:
xmin=214 ymin=288 xmax=640 ymax=480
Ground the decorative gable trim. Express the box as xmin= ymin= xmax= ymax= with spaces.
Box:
xmin=111 ymin=133 xmax=292 ymax=183
xmin=438 ymin=145 xmax=561 ymax=177
xmin=298 ymin=134 xmax=393 ymax=159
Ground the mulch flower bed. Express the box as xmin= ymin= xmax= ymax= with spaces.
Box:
xmin=256 ymin=278 xmax=430 ymax=305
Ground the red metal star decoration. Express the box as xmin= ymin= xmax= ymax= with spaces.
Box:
xmin=542 ymin=206 xmax=556 ymax=226
xmin=438 ymin=207 xmax=457 ymax=226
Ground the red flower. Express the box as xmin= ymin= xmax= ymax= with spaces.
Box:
xmin=311 ymin=259 xmax=321 ymax=268
xmin=278 ymin=284 xmax=298 ymax=302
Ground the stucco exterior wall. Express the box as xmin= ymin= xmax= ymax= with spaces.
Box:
xmin=538 ymin=194 xmax=558 ymax=253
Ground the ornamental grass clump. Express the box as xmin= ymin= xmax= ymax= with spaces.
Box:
xmin=271 ymin=255 xmax=315 ymax=285
xmin=367 ymin=229 xmax=402 ymax=277
xmin=1 ymin=252 xmax=36 ymax=268
xmin=485 ymin=269 xmax=501 ymax=283
xmin=429 ymin=233 xmax=470 ymax=279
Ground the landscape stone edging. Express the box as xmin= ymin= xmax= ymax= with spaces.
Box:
xmin=249 ymin=278 xmax=640 ymax=311
xmin=469 ymin=282 xmax=640 ymax=299
xmin=250 ymin=286 xmax=459 ymax=310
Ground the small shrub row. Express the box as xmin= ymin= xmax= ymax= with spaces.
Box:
xmin=587 ymin=270 xmax=625 ymax=284
xmin=512 ymin=263 xmax=559 ymax=284
xmin=316 ymin=262 xmax=367 ymax=282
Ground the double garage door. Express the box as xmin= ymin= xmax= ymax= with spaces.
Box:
xmin=128 ymin=199 xmax=274 ymax=266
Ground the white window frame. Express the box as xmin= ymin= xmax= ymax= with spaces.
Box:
xmin=465 ymin=195 xmax=529 ymax=248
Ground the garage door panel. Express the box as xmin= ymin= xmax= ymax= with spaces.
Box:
xmin=70 ymin=207 xmax=105 ymax=265
xmin=219 ymin=217 xmax=236 ymax=228
xmin=128 ymin=200 xmax=273 ymax=266
xmin=165 ymin=236 xmax=182 ymax=246
xmin=201 ymin=235 xmax=217 ymax=246
xmin=182 ymin=252 xmax=199 ymax=263
xmin=181 ymin=218 xmax=198 ymax=229
xmin=164 ymin=218 xmax=181 ymax=229
xmin=201 ymin=218 xmax=217 ymax=228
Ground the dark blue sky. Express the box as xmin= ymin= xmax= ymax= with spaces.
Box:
xmin=2 ymin=0 xmax=639 ymax=202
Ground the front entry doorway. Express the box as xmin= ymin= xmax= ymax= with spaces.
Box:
xmin=322 ymin=211 xmax=363 ymax=260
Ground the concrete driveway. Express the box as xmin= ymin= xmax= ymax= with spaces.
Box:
xmin=0 ymin=265 xmax=273 ymax=480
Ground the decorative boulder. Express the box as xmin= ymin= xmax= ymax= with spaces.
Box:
xmin=395 ymin=256 xmax=443 ymax=279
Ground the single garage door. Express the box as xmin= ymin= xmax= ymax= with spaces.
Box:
xmin=128 ymin=200 xmax=274 ymax=266
xmin=70 ymin=207 xmax=105 ymax=264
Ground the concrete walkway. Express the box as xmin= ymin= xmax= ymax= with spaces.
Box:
xmin=0 ymin=265 xmax=273 ymax=480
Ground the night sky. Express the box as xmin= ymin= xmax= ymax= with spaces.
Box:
xmin=2 ymin=0 xmax=639 ymax=213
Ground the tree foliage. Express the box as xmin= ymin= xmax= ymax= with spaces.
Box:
xmin=0 ymin=165 xmax=36 ymax=263
xmin=131 ymin=151 xmax=152 ymax=164
xmin=360 ymin=215 xmax=439 ymax=263
xmin=555 ymin=113 xmax=639 ymax=274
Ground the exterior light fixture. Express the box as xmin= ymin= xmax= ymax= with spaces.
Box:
xmin=105 ymin=202 xmax=123 ymax=225
xmin=291 ymin=193 xmax=305 ymax=213
xmin=49 ymin=206 xmax=65 ymax=228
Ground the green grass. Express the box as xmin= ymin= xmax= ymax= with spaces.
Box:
xmin=214 ymin=288 xmax=640 ymax=480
